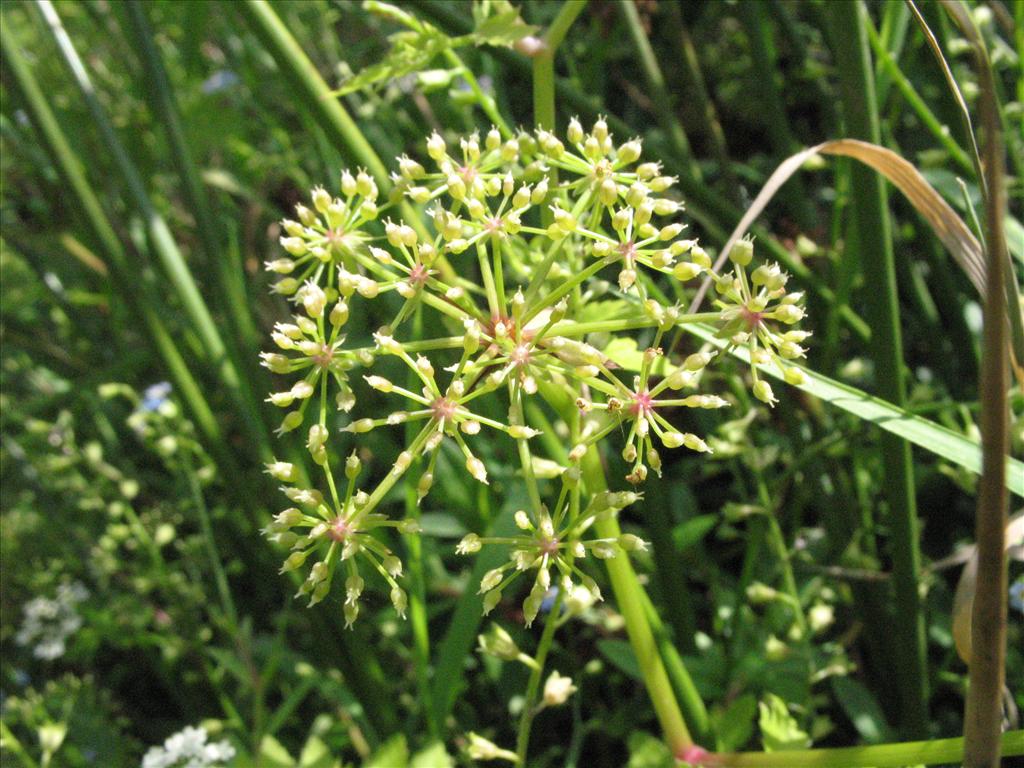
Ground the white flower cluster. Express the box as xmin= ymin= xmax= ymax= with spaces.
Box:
xmin=141 ymin=725 xmax=235 ymax=768
xmin=15 ymin=581 xmax=88 ymax=660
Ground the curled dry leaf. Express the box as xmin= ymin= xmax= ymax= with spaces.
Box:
xmin=952 ymin=511 xmax=1024 ymax=664
xmin=691 ymin=139 xmax=1024 ymax=383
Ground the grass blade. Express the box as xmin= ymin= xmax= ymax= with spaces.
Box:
xmin=683 ymin=323 xmax=1023 ymax=498
xmin=617 ymin=0 xmax=701 ymax=181
xmin=0 ymin=16 xmax=228 ymax=469
xmin=121 ymin=1 xmax=259 ymax=352
xmin=35 ymin=0 xmax=272 ymax=461
xmin=830 ymin=2 xmax=926 ymax=735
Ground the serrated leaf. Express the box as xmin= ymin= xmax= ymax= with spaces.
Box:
xmin=410 ymin=742 xmax=454 ymax=768
xmin=332 ymin=29 xmax=451 ymax=96
xmin=758 ymin=693 xmax=811 ymax=752
xmin=715 ymin=693 xmax=758 ymax=752
xmin=365 ymin=734 xmax=408 ymax=768
xmin=466 ymin=9 xmax=538 ymax=47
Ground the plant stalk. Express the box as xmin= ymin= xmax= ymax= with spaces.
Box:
xmin=515 ymin=589 xmax=565 ymax=763
xmin=709 ymin=730 xmax=1023 ymax=768
xmin=532 ymin=0 xmax=588 ymax=130
xmin=956 ymin=1 xmax=1010 ymax=763
xmin=581 ymin=448 xmax=693 ymax=756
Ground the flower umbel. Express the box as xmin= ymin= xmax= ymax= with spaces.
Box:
xmin=459 ymin=487 xmax=645 ymax=626
xmin=260 ymin=120 xmax=808 ymax=627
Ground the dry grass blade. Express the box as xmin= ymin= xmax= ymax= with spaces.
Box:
xmin=906 ymin=0 xmax=985 ymax=189
xmin=692 ymin=139 xmax=1023 ymax=381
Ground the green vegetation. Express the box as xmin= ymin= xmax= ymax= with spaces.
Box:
xmin=1 ymin=1 xmax=1021 ymax=766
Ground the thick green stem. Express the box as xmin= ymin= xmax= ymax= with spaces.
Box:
xmin=710 ymin=730 xmax=1023 ymax=768
xmin=830 ymin=0 xmax=928 ymax=736
xmin=532 ymin=0 xmax=588 ymax=130
xmin=580 ymin=449 xmax=693 ymax=756
xmin=515 ymin=589 xmax=565 ymax=763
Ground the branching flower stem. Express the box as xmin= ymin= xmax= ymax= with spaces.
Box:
xmin=515 ymin=588 xmax=565 ymax=763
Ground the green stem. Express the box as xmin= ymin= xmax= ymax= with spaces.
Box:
xmin=405 ymin=309 xmax=437 ymax=739
xmin=532 ymin=0 xmax=589 ymax=130
xmin=183 ymin=456 xmax=239 ymax=632
xmin=640 ymin=594 xmax=712 ymax=746
xmin=515 ymin=588 xmax=565 ymax=764
xmin=580 ymin=448 xmax=693 ymax=755
xmin=830 ymin=0 xmax=927 ymax=736
xmin=864 ymin=14 xmax=973 ymax=174
xmin=709 ymin=730 xmax=1024 ymax=768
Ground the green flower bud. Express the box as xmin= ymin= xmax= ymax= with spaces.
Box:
xmin=730 ymin=237 xmax=754 ymax=266
xmin=753 ymin=380 xmax=777 ymax=406
xmin=617 ymin=140 xmax=642 ymax=164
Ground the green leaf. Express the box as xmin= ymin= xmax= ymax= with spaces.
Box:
xmin=626 ymin=731 xmax=676 ymax=768
xmin=365 ymin=735 xmax=408 ymax=768
xmin=671 ymin=514 xmax=719 ymax=551
xmin=758 ymin=693 xmax=811 ymax=752
xmin=417 ymin=512 xmax=467 ymax=538
xmin=831 ymin=677 xmax=893 ymax=744
xmin=410 ymin=742 xmax=455 ymax=768
xmin=298 ymin=735 xmax=336 ymax=768
xmin=685 ymin=323 xmax=1024 ymax=497
xmin=715 ymin=693 xmax=758 ymax=752
xmin=333 ymin=29 xmax=451 ymax=96
xmin=597 ymin=638 xmax=643 ymax=680
xmin=602 ymin=337 xmax=671 ymax=376
xmin=259 ymin=735 xmax=297 ymax=768
xmin=465 ymin=8 xmax=538 ymax=47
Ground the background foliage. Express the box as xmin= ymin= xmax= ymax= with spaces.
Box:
xmin=1 ymin=0 xmax=1021 ymax=766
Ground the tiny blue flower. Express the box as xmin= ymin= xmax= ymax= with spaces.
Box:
xmin=1010 ymin=578 xmax=1024 ymax=615
xmin=141 ymin=382 xmax=172 ymax=412
xmin=540 ymin=586 xmax=560 ymax=614
xmin=201 ymin=69 xmax=239 ymax=95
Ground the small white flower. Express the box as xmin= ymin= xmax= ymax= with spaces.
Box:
xmin=141 ymin=724 xmax=235 ymax=768
xmin=542 ymin=670 xmax=578 ymax=707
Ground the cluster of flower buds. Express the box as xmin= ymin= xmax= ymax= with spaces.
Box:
xmin=456 ymin=489 xmax=646 ymax=626
xmin=259 ymin=120 xmax=808 ymax=624
xmin=708 ymin=238 xmax=810 ymax=404
xmin=270 ymin=171 xmax=380 ymax=296
xmin=262 ymin=453 xmax=418 ymax=626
